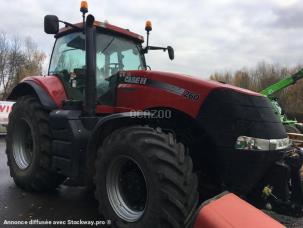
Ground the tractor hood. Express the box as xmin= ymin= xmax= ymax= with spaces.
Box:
xmin=125 ymin=70 xmax=260 ymax=98
xmin=117 ymin=70 xmax=262 ymax=118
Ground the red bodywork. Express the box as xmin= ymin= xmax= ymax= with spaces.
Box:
xmin=194 ymin=193 xmax=285 ymax=228
xmin=23 ymin=71 xmax=261 ymax=118
xmin=115 ymin=70 xmax=260 ymax=118
xmin=22 ymin=76 xmax=67 ymax=108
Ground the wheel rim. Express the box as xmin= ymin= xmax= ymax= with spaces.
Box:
xmin=12 ymin=118 xmax=34 ymax=170
xmin=106 ymin=156 xmax=147 ymax=222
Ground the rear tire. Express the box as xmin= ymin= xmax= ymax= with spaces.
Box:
xmin=95 ymin=125 xmax=198 ymax=228
xmin=6 ymin=95 xmax=65 ymax=191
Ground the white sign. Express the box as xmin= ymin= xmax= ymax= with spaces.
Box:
xmin=0 ymin=101 xmax=15 ymax=125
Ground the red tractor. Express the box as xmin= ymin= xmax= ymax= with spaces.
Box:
xmin=5 ymin=2 xmax=303 ymax=227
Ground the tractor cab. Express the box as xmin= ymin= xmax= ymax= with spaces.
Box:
xmin=48 ymin=21 xmax=146 ymax=105
xmin=44 ymin=8 xmax=173 ymax=113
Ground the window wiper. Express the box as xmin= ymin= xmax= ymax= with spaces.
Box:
xmin=61 ymin=48 xmax=78 ymax=53
xmin=101 ymin=37 xmax=115 ymax=53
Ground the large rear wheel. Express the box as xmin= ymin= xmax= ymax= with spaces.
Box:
xmin=95 ymin=125 xmax=198 ymax=228
xmin=6 ymin=95 xmax=65 ymax=191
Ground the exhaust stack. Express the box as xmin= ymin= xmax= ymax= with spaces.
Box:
xmin=83 ymin=14 xmax=96 ymax=116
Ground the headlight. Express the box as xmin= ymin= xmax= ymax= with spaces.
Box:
xmin=235 ymin=136 xmax=291 ymax=151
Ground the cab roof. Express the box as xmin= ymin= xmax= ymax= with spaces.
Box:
xmin=56 ymin=21 xmax=144 ymax=43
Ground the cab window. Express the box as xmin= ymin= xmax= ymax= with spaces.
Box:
xmin=49 ymin=31 xmax=145 ymax=101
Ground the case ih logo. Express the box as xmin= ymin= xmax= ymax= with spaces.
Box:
xmin=119 ymin=72 xmax=200 ymax=101
xmin=119 ymin=72 xmax=148 ymax=85
xmin=124 ymin=76 xmax=147 ymax=85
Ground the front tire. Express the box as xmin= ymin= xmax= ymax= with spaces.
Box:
xmin=95 ymin=126 xmax=198 ymax=228
xmin=6 ymin=95 xmax=65 ymax=191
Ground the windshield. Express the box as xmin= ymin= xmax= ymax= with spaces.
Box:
xmin=49 ymin=31 xmax=145 ymax=99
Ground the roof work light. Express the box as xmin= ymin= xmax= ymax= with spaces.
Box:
xmin=145 ymin=20 xmax=152 ymax=32
xmin=80 ymin=1 xmax=88 ymax=14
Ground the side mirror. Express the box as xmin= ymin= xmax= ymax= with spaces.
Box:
xmin=44 ymin=15 xmax=59 ymax=34
xmin=167 ymin=46 xmax=174 ymax=60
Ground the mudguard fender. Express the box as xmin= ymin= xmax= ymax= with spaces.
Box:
xmin=7 ymin=81 xmax=57 ymax=110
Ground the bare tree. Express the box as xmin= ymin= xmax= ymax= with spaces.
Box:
xmin=0 ymin=33 xmax=46 ymax=99
xmin=4 ymin=36 xmax=23 ymax=98
xmin=0 ymin=32 xmax=9 ymax=94
xmin=209 ymin=62 xmax=303 ymax=114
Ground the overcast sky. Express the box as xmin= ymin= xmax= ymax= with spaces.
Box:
xmin=0 ymin=0 xmax=302 ymax=78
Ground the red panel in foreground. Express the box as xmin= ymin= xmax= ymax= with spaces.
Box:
xmin=194 ymin=193 xmax=285 ymax=228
